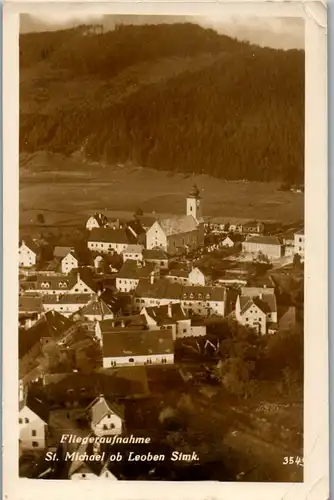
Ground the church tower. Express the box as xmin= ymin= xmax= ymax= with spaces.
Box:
xmin=186 ymin=184 xmax=202 ymax=222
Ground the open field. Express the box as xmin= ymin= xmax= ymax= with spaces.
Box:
xmin=20 ymin=152 xmax=304 ymax=229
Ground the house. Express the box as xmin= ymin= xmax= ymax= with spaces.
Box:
xmin=146 ymin=185 xmax=204 ymax=255
xmin=19 ymin=393 xmax=49 ymax=451
xmin=86 ymin=213 xmax=109 ymax=231
xmin=42 ymin=293 xmax=92 ymax=317
xmin=87 ymin=228 xmax=136 ymax=255
xmin=61 ymin=250 xmax=79 ymax=274
xmin=19 ymin=296 xmax=44 ymax=329
xmin=122 ymin=244 xmax=144 ymax=263
xmin=294 ymin=230 xmax=305 ymax=261
xmin=95 ymin=315 xmax=148 ymax=342
xmin=235 ymin=287 xmax=278 ymax=335
xmin=180 ymin=286 xmax=226 ymax=317
xmin=86 ymin=395 xmax=123 ymax=436
xmin=140 ymin=303 xmax=206 ymax=339
xmin=102 ymin=328 xmax=174 ymax=368
xmin=165 ymin=268 xmax=189 ymax=285
xmin=278 ymin=232 xmax=295 ymax=257
xmin=34 ymin=272 xmax=97 ymax=296
xmin=116 ymin=260 xmax=158 ymax=293
xmin=53 ymin=246 xmax=74 ymax=260
xmin=242 ymin=235 xmax=282 ymax=260
xmin=134 ymin=279 xmax=226 ymax=318
xmin=19 ymin=239 xmax=40 ymax=268
xmin=19 ymin=311 xmax=73 ymax=377
xmin=242 ymin=221 xmax=264 ymax=235
xmin=204 ymin=218 xmax=227 ymax=234
xmin=125 ymin=220 xmax=146 ymax=246
xmin=222 ymin=233 xmax=244 ymax=248
xmin=74 ymin=296 xmax=114 ymax=322
xmin=228 ymin=222 xmax=243 ymax=233
xmin=188 ymin=266 xmax=210 ymax=286
xmin=142 ymin=248 xmax=169 ymax=270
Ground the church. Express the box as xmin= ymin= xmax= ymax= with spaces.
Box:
xmin=146 ymin=185 xmax=205 ymax=255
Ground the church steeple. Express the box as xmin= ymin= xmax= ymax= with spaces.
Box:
xmin=186 ymin=184 xmax=202 ymax=221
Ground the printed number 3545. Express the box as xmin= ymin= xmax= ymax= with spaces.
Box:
xmin=283 ymin=456 xmax=304 ymax=466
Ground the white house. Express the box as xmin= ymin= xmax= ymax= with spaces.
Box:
xmin=42 ymin=293 xmax=92 ymax=317
xmin=242 ymin=236 xmax=282 ymax=260
xmin=142 ymin=248 xmax=169 ymax=269
xmin=19 ymin=239 xmax=40 ymax=268
xmin=88 ymin=228 xmax=136 ymax=255
xmin=188 ymin=267 xmax=207 ymax=286
xmin=102 ymin=329 xmax=174 ymax=368
xmin=122 ymin=244 xmax=144 ymax=263
xmin=19 ymin=395 xmax=49 ymax=451
xmin=86 ymin=213 xmax=109 ymax=231
xmin=235 ymin=287 xmax=278 ymax=335
xmin=294 ymin=230 xmax=305 ymax=261
xmin=61 ymin=251 xmax=79 ymax=274
xmin=116 ymin=261 xmax=158 ymax=293
xmin=146 ymin=185 xmax=204 ymax=255
xmin=86 ymin=395 xmax=123 ymax=436
xmin=222 ymin=234 xmax=244 ymax=248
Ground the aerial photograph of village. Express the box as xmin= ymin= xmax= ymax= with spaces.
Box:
xmin=19 ymin=14 xmax=304 ymax=482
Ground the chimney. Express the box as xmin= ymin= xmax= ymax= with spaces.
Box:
xmin=97 ymin=289 xmax=102 ymax=297
xmin=121 ymin=320 xmax=125 ymax=328
xmin=259 ymin=293 xmax=263 ymax=300
xmin=150 ymin=273 xmax=155 ymax=285
xmin=167 ymin=302 xmax=172 ymax=318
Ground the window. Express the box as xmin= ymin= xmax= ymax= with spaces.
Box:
xmin=32 ymin=430 xmax=37 ymax=436
xmin=245 ymin=318 xmax=249 ymax=322
xmin=32 ymin=441 xmax=39 ymax=448
xmin=110 ymin=423 xmax=115 ymax=429
xmin=129 ymin=358 xmax=134 ymax=363
xmin=25 ymin=418 xmax=29 ymax=423
xmin=103 ymin=424 xmax=108 ymax=430
xmin=19 ymin=418 xmax=22 ymax=424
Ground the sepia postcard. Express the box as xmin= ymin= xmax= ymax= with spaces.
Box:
xmin=2 ymin=1 xmax=329 ymax=500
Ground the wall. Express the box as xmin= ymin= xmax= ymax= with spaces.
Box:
xmin=93 ymin=413 xmax=122 ymax=436
xmin=61 ymin=255 xmax=78 ymax=274
xmin=19 ymin=407 xmax=46 ymax=450
xmin=116 ymin=277 xmax=139 ymax=293
xmin=103 ymin=353 xmax=174 ymax=368
xmin=146 ymin=222 xmax=168 ymax=251
xmin=19 ymin=245 xmax=36 ymax=267
xmin=88 ymin=241 xmax=128 ymax=255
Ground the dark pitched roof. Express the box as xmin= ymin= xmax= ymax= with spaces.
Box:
xmin=88 ymin=228 xmax=135 ymax=244
xmin=225 ymin=233 xmax=245 ymax=243
xmin=144 ymin=303 xmax=187 ymax=323
xmin=24 ymin=393 xmax=50 ymax=423
xmin=102 ymin=329 xmax=174 ymax=358
xmin=117 ymin=260 xmax=156 ymax=280
xmin=126 ymin=220 xmax=146 ymax=237
xmin=92 ymin=213 xmax=108 ymax=227
xmin=78 ymin=297 xmax=114 ymax=317
xmin=20 ymin=238 xmax=40 ymax=255
xmin=135 ymin=278 xmax=182 ymax=300
xmin=86 ymin=395 xmax=124 ymax=425
xmin=239 ymin=293 xmax=277 ymax=315
xmin=157 ymin=215 xmax=198 ymax=236
xmin=168 ymin=268 xmax=189 ymax=278
xmin=41 ymin=293 xmax=92 ymax=305
xmin=143 ymin=249 xmax=168 ymax=260
xmin=53 ymin=246 xmax=74 ymax=259
xmin=19 ymin=311 xmax=73 ymax=358
xmin=19 ymin=295 xmax=43 ymax=314
xmin=36 ymin=274 xmax=77 ymax=291
xmin=99 ymin=315 xmax=148 ymax=333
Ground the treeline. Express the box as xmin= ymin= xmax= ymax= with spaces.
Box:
xmin=20 ymin=23 xmax=305 ymax=183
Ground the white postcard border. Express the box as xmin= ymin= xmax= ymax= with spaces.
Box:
xmin=2 ymin=2 xmax=328 ymax=499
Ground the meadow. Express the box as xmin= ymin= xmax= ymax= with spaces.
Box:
xmin=20 ymin=152 xmax=304 ymax=230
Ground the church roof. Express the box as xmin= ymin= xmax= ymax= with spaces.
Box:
xmin=188 ymin=184 xmax=200 ymax=198
xmin=158 ymin=215 xmax=198 ymax=237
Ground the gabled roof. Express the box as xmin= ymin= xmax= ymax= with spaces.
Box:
xmin=42 ymin=293 xmax=92 ymax=305
xmin=117 ymin=260 xmax=156 ymax=280
xmin=78 ymin=297 xmax=113 ymax=317
xmin=241 ymin=286 xmax=275 ymax=297
xmin=245 ymin=235 xmax=281 ymax=246
xmin=224 ymin=233 xmax=245 ymax=243
xmin=86 ymin=395 xmax=124 ymax=426
xmin=90 ymin=213 xmax=109 ymax=227
xmin=20 ymin=238 xmax=40 ymax=255
xmin=99 ymin=315 xmax=148 ymax=334
xmin=123 ymin=244 xmax=144 ymax=254
xmin=168 ymin=268 xmax=189 ymax=278
xmin=143 ymin=248 xmax=168 ymax=260
xmin=22 ymin=393 xmax=50 ymax=423
xmin=144 ymin=303 xmax=187 ymax=323
xmin=102 ymin=329 xmax=174 ymax=358
xmin=126 ymin=220 xmax=146 ymax=237
xmin=156 ymin=215 xmax=198 ymax=237
xmin=88 ymin=228 xmax=135 ymax=244
xmin=19 ymin=295 xmax=43 ymax=314
xmin=36 ymin=274 xmax=77 ymax=291
xmin=53 ymin=246 xmax=74 ymax=259
xmin=135 ymin=278 xmax=182 ymax=300
xmin=239 ymin=292 xmax=277 ymax=315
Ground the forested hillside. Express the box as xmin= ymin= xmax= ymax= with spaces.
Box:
xmin=20 ymin=23 xmax=305 ymax=182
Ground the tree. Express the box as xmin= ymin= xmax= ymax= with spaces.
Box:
xmin=293 ymin=253 xmax=303 ymax=270
xmin=36 ymin=213 xmax=45 ymax=224
xmin=134 ymin=207 xmax=144 ymax=219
